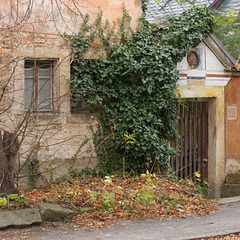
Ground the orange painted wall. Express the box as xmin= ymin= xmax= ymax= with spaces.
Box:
xmin=225 ymin=76 xmax=240 ymax=161
xmin=0 ymin=0 xmax=142 ymax=34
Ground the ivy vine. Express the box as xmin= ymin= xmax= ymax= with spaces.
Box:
xmin=64 ymin=6 xmax=215 ymax=175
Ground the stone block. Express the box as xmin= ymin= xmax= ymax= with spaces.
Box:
xmin=0 ymin=208 xmax=42 ymax=230
xmin=226 ymin=159 xmax=240 ymax=174
xmin=77 ymin=207 xmax=95 ymax=214
xmin=66 ymin=113 xmax=92 ymax=124
xmin=221 ymin=184 xmax=240 ymax=198
xmin=187 ymin=80 xmax=206 ymax=86
xmin=37 ymin=202 xmax=76 ymax=222
xmin=226 ymin=173 xmax=240 ymax=184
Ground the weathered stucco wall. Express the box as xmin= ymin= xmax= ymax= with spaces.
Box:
xmin=0 ymin=0 xmax=142 ymax=34
xmin=0 ymin=0 xmax=142 ymax=188
xmin=0 ymin=32 xmax=99 ymax=188
xmin=225 ymin=73 xmax=240 ymax=174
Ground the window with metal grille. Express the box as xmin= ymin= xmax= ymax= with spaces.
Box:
xmin=24 ymin=60 xmax=53 ymax=111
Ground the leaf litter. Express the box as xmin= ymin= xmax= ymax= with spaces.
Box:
xmin=16 ymin=174 xmax=218 ymax=228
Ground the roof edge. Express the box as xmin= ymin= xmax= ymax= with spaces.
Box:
xmin=203 ymin=33 xmax=238 ymax=70
xmin=209 ymin=33 xmax=236 ymax=65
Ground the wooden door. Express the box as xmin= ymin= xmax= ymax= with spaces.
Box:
xmin=171 ymin=100 xmax=208 ymax=183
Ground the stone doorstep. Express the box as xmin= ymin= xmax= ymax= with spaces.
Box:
xmin=0 ymin=203 xmax=95 ymax=230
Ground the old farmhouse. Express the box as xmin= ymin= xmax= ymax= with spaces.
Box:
xmin=0 ymin=0 xmax=239 ymax=198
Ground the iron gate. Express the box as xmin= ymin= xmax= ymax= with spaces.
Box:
xmin=170 ymin=100 xmax=208 ymax=182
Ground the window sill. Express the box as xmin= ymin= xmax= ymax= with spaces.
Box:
xmin=66 ymin=112 xmax=95 ymax=124
xmin=25 ymin=112 xmax=61 ymax=125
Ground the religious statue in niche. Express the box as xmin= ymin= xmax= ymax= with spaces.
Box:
xmin=187 ymin=51 xmax=199 ymax=69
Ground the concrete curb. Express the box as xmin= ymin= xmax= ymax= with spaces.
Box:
xmin=218 ymin=195 xmax=240 ymax=204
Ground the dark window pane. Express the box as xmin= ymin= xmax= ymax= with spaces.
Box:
xmin=38 ymin=62 xmax=51 ymax=77
xmin=24 ymin=60 xmax=53 ymax=111
xmin=38 ymin=77 xmax=52 ymax=110
xmin=24 ymin=61 xmax=34 ymax=77
xmin=24 ymin=78 xmax=34 ymax=110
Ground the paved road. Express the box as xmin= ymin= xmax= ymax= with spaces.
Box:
xmin=1 ymin=200 xmax=240 ymax=240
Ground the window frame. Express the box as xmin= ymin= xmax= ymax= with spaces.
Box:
xmin=24 ymin=59 xmax=56 ymax=112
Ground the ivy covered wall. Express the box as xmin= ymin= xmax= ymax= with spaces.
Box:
xmin=65 ymin=6 xmax=215 ymax=175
